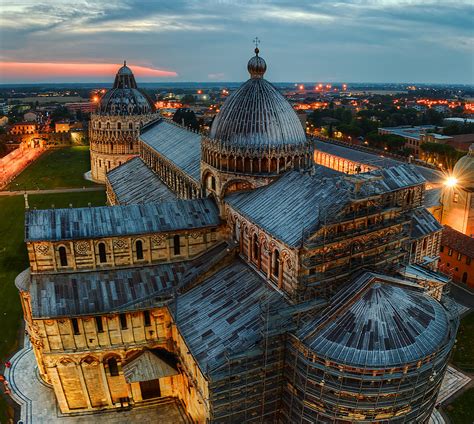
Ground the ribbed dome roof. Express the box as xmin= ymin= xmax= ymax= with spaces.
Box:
xmin=98 ymin=61 xmax=155 ymax=116
xmin=209 ymin=49 xmax=306 ymax=149
xmin=305 ymin=283 xmax=449 ymax=367
xmin=453 ymin=144 xmax=474 ymax=188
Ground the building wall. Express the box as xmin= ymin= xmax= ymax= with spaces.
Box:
xmin=27 ymin=228 xmax=222 ymax=274
xmin=442 ymin=187 xmax=474 ymax=236
xmin=410 ymin=230 xmax=442 ymax=266
xmin=89 ymin=114 xmax=158 ymax=183
xmin=439 ymin=245 xmax=474 ymax=288
xmin=313 ymin=150 xmax=376 ymax=174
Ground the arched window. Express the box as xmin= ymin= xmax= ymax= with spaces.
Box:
xmin=136 ymin=240 xmax=144 ymax=260
xmin=211 ymin=176 xmax=216 ymax=191
xmin=98 ymin=242 xmax=107 ymax=263
xmin=106 ymin=122 xmax=110 ymax=129
xmin=462 ymin=272 xmax=468 ymax=284
xmin=129 ymin=122 xmax=133 ymax=129
xmin=117 ymin=122 xmax=121 ymax=130
xmin=58 ymin=246 xmax=68 ymax=267
xmin=252 ymin=233 xmax=259 ymax=260
xmin=173 ymin=235 xmax=181 ymax=255
xmin=107 ymin=358 xmax=119 ymax=376
xmin=130 ymin=142 xmax=134 ymax=151
xmin=272 ymin=250 xmax=280 ymax=278
xmin=98 ymin=122 xmax=101 ymax=129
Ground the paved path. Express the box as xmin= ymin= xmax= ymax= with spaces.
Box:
xmin=0 ymin=187 xmax=104 ymax=197
xmin=4 ymin=343 xmax=188 ymax=423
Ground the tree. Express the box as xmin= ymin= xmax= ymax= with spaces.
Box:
xmin=181 ymin=94 xmax=195 ymax=105
xmin=172 ymin=108 xmax=199 ymax=131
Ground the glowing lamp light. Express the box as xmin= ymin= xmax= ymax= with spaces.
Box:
xmin=445 ymin=176 xmax=458 ymax=188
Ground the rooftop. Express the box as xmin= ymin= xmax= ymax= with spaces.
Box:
xmin=107 ymin=157 xmax=176 ymax=205
xmin=140 ymin=119 xmax=201 ymax=182
xmin=28 ymin=242 xmax=229 ymax=318
xmin=25 ymin=198 xmax=220 ymax=242
xmin=176 ymin=260 xmax=289 ymax=373
xmin=411 ymin=207 xmax=442 ymax=239
xmin=298 ymin=272 xmax=452 ymax=367
xmin=227 ymin=164 xmax=425 ymax=247
xmin=442 ymin=225 xmax=474 ymax=259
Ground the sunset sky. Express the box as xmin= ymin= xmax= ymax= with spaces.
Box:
xmin=0 ymin=0 xmax=473 ymax=84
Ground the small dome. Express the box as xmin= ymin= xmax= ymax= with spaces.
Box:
xmin=210 ymin=48 xmax=306 ymax=150
xmin=247 ymin=48 xmax=267 ymax=78
xmin=98 ymin=62 xmax=155 ymax=116
xmin=453 ymin=143 xmax=474 ymax=188
xmin=305 ymin=283 xmax=449 ymax=367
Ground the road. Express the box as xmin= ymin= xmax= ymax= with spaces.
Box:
xmin=0 ymin=187 xmax=105 ymax=197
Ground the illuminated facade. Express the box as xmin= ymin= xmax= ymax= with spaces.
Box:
xmin=89 ymin=62 xmax=159 ymax=183
xmin=442 ymin=145 xmax=474 ymax=236
xmin=16 ymin=48 xmax=457 ymax=423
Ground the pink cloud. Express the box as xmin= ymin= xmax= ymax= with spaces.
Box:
xmin=0 ymin=62 xmax=178 ymax=81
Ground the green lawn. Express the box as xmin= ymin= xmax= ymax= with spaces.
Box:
xmin=451 ymin=311 xmax=474 ymax=372
xmin=7 ymin=146 xmax=99 ymax=190
xmin=0 ymin=191 xmax=106 ymax=422
xmin=445 ymin=387 xmax=474 ymax=424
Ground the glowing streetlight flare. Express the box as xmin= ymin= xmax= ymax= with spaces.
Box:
xmin=445 ymin=176 xmax=458 ymax=187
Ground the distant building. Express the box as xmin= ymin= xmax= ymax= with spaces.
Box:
xmin=439 ymin=225 xmax=474 ymax=288
xmin=65 ymin=102 xmax=97 ymax=114
xmin=9 ymin=122 xmax=37 ymax=135
xmin=23 ymin=111 xmax=39 ymax=122
xmin=378 ymin=125 xmax=442 ymax=157
xmin=55 ymin=121 xmax=71 ymax=133
xmin=443 ymin=117 xmax=474 ymax=126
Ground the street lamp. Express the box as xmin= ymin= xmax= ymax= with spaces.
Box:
xmin=444 ymin=176 xmax=458 ymax=188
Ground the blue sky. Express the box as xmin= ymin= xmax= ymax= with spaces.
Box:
xmin=0 ymin=0 xmax=473 ymax=83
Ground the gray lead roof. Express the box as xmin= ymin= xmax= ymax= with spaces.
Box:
xmin=140 ymin=119 xmax=201 ymax=182
xmin=410 ymin=207 xmax=442 ymax=239
xmin=176 ymin=260 xmax=288 ymax=373
xmin=25 ymin=198 xmax=220 ymax=242
xmin=226 ymin=164 xmax=426 ymax=247
xmin=299 ymin=272 xmax=450 ymax=367
xmin=107 ymin=157 xmax=176 ymax=205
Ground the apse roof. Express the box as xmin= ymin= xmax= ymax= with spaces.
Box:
xmin=298 ymin=272 xmax=451 ymax=367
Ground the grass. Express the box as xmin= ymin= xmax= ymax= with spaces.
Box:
xmin=444 ymin=387 xmax=474 ymax=424
xmin=451 ymin=311 xmax=474 ymax=372
xmin=0 ymin=191 xmax=106 ymax=422
xmin=7 ymin=146 xmax=99 ymax=191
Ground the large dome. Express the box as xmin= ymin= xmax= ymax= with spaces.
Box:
xmin=98 ymin=61 xmax=155 ymax=116
xmin=209 ymin=48 xmax=306 ymax=150
xmin=453 ymin=143 xmax=474 ymax=188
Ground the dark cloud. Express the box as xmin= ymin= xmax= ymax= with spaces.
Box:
xmin=0 ymin=0 xmax=472 ymax=83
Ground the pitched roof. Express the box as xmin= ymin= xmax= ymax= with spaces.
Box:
xmin=123 ymin=350 xmax=179 ymax=383
xmin=107 ymin=157 xmax=176 ymax=205
xmin=176 ymin=260 xmax=289 ymax=373
xmin=226 ymin=164 xmax=426 ymax=247
xmin=411 ymin=208 xmax=442 ymax=239
xmin=140 ymin=119 xmax=201 ymax=182
xmin=298 ymin=272 xmax=451 ymax=367
xmin=25 ymin=198 xmax=220 ymax=242
xmin=442 ymin=225 xmax=474 ymax=258
xmin=29 ymin=242 xmax=229 ymax=318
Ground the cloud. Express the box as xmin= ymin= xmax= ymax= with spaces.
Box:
xmin=0 ymin=62 xmax=177 ymax=83
xmin=0 ymin=0 xmax=472 ymax=83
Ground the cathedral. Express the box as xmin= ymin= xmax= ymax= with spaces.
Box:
xmin=16 ymin=48 xmax=458 ymax=423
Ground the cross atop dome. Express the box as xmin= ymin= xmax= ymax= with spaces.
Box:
xmin=253 ymin=37 xmax=260 ymax=55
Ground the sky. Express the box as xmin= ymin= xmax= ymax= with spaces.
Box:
xmin=0 ymin=0 xmax=473 ymax=84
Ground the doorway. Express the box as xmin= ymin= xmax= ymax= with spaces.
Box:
xmin=139 ymin=379 xmax=161 ymax=400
